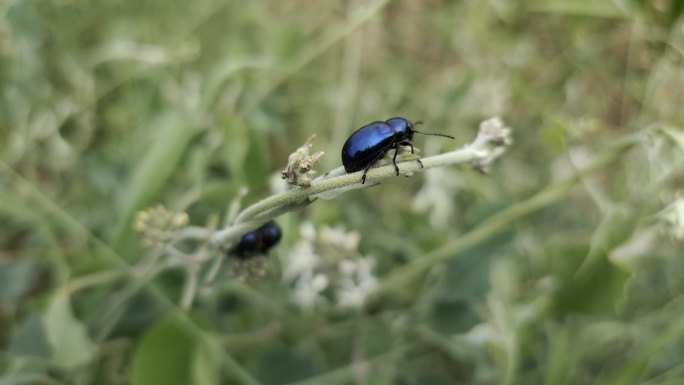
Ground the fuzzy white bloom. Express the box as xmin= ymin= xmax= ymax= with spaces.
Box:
xmin=336 ymin=257 xmax=378 ymax=309
xmin=281 ymin=222 xmax=379 ymax=310
xmin=320 ymin=226 xmax=361 ymax=252
xmin=355 ymin=257 xmax=376 ymax=281
xmin=659 ymin=198 xmax=684 ymax=240
xmin=337 ymin=286 xmax=369 ymax=309
xmin=283 ymin=222 xmax=327 ymax=309
xmin=291 ymin=272 xmax=329 ymax=309
xmin=339 ymin=260 xmax=357 ymax=275
xmin=283 ymin=240 xmax=320 ymax=283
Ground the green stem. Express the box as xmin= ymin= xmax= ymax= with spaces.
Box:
xmin=66 ymin=270 xmax=127 ymax=294
xmin=215 ymin=143 xmax=492 ymax=247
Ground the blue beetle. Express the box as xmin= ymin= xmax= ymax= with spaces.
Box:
xmin=341 ymin=117 xmax=454 ymax=184
xmin=230 ymin=220 xmax=282 ymax=259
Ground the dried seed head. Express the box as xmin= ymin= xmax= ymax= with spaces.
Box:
xmin=281 ymin=134 xmax=325 ymax=188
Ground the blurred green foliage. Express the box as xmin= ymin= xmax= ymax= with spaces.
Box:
xmin=1 ymin=0 xmax=684 ymax=384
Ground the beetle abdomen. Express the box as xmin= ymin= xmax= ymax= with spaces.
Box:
xmin=341 ymin=122 xmax=396 ymax=172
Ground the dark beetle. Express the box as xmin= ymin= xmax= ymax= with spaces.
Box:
xmin=230 ymin=220 xmax=282 ymax=259
xmin=341 ymin=117 xmax=454 ymax=184
xmin=259 ymin=221 xmax=282 ymax=251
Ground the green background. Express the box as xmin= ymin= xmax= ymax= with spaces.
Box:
xmin=1 ymin=1 xmax=684 ymax=384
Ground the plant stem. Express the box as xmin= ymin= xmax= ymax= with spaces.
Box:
xmin=213 ymin=118 xmax=512 ymax=249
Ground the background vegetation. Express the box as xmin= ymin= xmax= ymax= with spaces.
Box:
xmin=2 ymin=0 xmax=684 ymax=384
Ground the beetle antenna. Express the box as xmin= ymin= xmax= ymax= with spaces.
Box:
xmin=413 ymin=129 xmax=455 ymax=139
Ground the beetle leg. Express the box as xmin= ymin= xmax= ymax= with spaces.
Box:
xmin=361 ymin=154 xmax=381 ymax=184
xmin=399 ymin=141 xmax=423 ymax=169
xmin=392 ymin=146 xmax=400 ymax=176
xmin=361 ymin=152 xmax=390 ymax=184
xmin=361 ymin=163 xmax=371 ymax=184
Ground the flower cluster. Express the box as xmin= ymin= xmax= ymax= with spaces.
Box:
xmin=133 ymin=205 xmax=189 ymax=248
xmin=229 ymin=256 xmax=270 ymax=282
xmin=282 ymin=222 xmax=378 ymax=310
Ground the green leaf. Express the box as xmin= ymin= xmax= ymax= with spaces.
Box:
xmin=543 ymin=323 xmax=576 ymax=385
xmin=191 ymin=336 xmax=220 ymax=385
xmin=222 ymin=117 xmax=250 ymax=183
xmin=131 ymin=317 xmax=194 ymax=385
xmin=428 ymin=298 xmax=479 ymax=335
xmin=243 ymin=122 xmax=270 ymax=190
xmin=9 ymin=312 xmax=49 ymax=358
xmin=538 ymin=121 xmax=567 ymax=151
xmin=0 ymin=261 xmax=40 ymax=306
xmin=255 ymin=346 xmax=317 ymax=385
xmin=577 ymin=208 xmax=633 ymax=276
xmin=400 ymin=354 xmax=460 ymax=385
xmin=6 ymin=312 xmax=50 ymax=379
xmin=43 ymin=292 xmax=95 ymax=369
xmin=131 ymin=317 xmax=220 ymax=385
xmin=550 ymin=245 xmax=631 ymax=316
xmin=112 ymin=113 xmax=197 ymax=251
